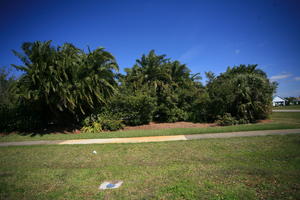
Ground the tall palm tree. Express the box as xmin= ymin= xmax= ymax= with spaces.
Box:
xmin=134 ymin=50 xmax=171 ymax=91
xmin=12 ymin=41 xmax=119 ymax=122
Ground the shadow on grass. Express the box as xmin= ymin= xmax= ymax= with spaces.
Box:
xmin=2 ymin=124 xmax=81 ymax=137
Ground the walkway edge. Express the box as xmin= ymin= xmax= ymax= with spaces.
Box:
xmin=1 ymin=129 xmax=300 ymax=147
xmin=272 ymin=110 xmax=300 ymax=112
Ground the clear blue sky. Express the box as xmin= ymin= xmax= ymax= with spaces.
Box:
xmin=1 ymin=0 xmax=300 ymax=97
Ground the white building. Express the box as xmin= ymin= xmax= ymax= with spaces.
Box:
xmin=272 ymin=96 xmax=286 ymax=106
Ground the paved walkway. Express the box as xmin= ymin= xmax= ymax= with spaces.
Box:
xmin=1 ymin=129 xmax=300 ymax=147
xmin=273 ymin=110 xmax=300 ymax=112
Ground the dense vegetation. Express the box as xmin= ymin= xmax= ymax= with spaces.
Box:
xmin=0 ymin=41 xmax=277 ymax=132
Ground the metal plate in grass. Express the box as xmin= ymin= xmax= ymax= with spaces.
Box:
xmin=99 ymin=181 xmax=123 ymax=190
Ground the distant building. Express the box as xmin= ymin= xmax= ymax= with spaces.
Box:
xmin=293 ymin=97 xmax=300 ymax=105
xmin=272 ymin=96 xmax=286 ymax=106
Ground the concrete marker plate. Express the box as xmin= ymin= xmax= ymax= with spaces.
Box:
xmin=99 ymin=181 xmax=123 ymax=190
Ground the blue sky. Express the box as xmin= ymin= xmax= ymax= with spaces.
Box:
xmin=1 ymin=0 xmax=300 ymax=97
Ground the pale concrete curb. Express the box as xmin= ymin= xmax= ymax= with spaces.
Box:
xmin=272 ymin=110 xmax=300 ymax=112
xmin=1 ymin=129 xmax=300 ymax=147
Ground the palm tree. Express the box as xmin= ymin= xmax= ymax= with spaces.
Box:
xmin=135 ymin=50 xmax=171 ymax=89
xmin=123 ymin=50 xmax=204 ymax=122
xmin=12 ymin=41 xmax=119 ymax=123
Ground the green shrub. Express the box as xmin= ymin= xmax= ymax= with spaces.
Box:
xmin=81 ymin=111 xmax=124 ymax=133
xmin=160 ymin=107 xmax=188 ymax=123
xmin=188 ymin=92 xmax=210 ymax=122
xmin=0 ymin=104 xmax=45 ymax=132
xmin=81 ymin=121 xmax=102 ymax=133
xmin=110 ymin=93 xmax=156 ymax=126
xmin=237 ymin=118 xmax=249 ymax=125
xmin=216 ymin=113 xmax=238 ymax=126
xmin=216 ymin=113 xmax=250 ymax=126
xmin=206 ymin=65 xmax=276 ymax=122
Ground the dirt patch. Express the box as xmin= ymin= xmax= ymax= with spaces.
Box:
xmin=123 ymin=121 xmax=217 ymax=131
xmin=256 ymin=119 xmax=273 ymax=124
xmin=0 ymin=122 xmax=216 ymax=135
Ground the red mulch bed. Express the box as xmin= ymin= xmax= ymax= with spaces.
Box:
xmin=123 ymin=121 xmax=217 ymax=131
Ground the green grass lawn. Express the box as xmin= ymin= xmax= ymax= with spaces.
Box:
xmin=273 ymin=105 xmax=300 ymax=110
xmin=271 ymin=112 xmax=300 ymax=124
xmin=1 ymin=135 xmax=300 ymax=199
xmin=1 ymin=112 xmax=300 ymax=142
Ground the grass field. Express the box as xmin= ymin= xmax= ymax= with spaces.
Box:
xmin=273 ymin=105 xmax=300 ymax=110
xmin=1 ymin=135 xmax=300 ymax=199
xmin=271 ymin=112 xmax=300 ymax=124
xmin=1 ymin=112 xmax=300 ymax=142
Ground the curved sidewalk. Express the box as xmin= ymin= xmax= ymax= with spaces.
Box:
xmin=1 ymin=129 xmax=300 ymax=147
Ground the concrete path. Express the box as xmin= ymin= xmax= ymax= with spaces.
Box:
xmin=273 ymin=110 xmax=300 ymax=112
xmin=1 ymin=129 xmax=300 ymax=147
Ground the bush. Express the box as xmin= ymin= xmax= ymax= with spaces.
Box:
xmin=188 ymin=92 xmax=210 ymax=122
xmin=0 ymin=104 xmax=45 ymax=132
xmin=169 ymin=107 xmax=188 ymax=122
xmin=216 ymin=113 xmax=250 ymax=126
xmin=206 ymin=65 xmax=276 ymax=122
xmin=216 ymin=113 xmax=238 ymax=126
xmin=110 ymin=93 xmax=156 ymax=126
xmin=237 ymin=118 xmax=249 ymax=125
xmin=81 ymin=111 xmax=124 ymax=133
xmin=156 ymin=106 xmax=188 ymax=123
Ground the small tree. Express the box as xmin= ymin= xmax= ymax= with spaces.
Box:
xmin=206 ymin=64 xmax=277 ymax=122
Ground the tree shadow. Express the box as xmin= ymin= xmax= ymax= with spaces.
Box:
xmin=2 ymin=124 xmax=81 ymax=137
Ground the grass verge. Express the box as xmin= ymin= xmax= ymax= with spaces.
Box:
xmin=1 ymin=135 xmax=300 ymax=199
xmin=273 ymin=105 xmax=300 ymax=110
xmin=1 ymin=112 xmax=300 ymax=142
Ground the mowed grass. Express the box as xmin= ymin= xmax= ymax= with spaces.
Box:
xmin=1 ymin=135 xmax=300 ymax=199
xmin=271 ymin=112 xmax=300 ymax=124
xmin=1 ymin=112 xmax=300 ymax=142
xmin=273 ymin=105 xmax=300 ymax=110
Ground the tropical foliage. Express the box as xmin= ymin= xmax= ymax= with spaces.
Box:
xmin=109 ymin=92 xmax=157 ymax=126
xmin=12 ymin=41 xmax=118 ymax=124
xmin=81 ymin=111 xmax=124 ymax=133
xmin=0 ymin=41 xmax=277 ymax=132
xmin=122 ymin=50 xmax=205 ymax=122
xmin=206 ymin=65 xmax=277 ymax=123
xmin=0 ymin=67 xmax=17 ymax=106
